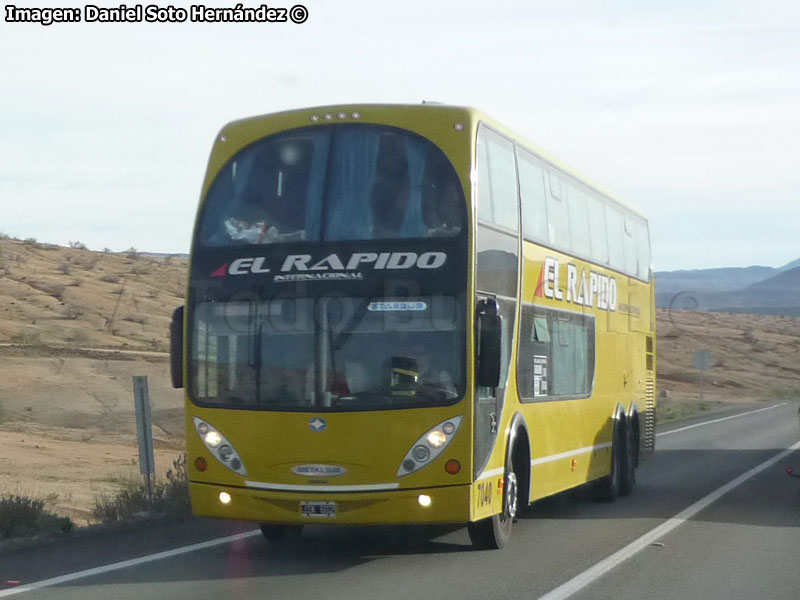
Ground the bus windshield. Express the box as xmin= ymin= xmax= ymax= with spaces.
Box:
xmin=198 ymin=124 xmax=465 ymax=246
xmin=190 ymin=295 xmax=465 ymax=411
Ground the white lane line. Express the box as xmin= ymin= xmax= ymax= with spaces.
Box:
xmin=0 ymin=530 xmax=262 ymax=598
xmin=656 ymin=402 xmax=788 ymax=437
xmin=536 ymin=439 xmax=800 ymax=600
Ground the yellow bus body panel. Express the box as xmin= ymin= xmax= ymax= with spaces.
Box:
xmin=185 ymin=103 xmax=656 ymax=527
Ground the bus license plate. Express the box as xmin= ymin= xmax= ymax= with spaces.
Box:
xmin=300 ymin=501 xmax=336 ymax=518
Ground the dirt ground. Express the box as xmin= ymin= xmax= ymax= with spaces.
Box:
xmin=0 ymin=425 xmax=183 ymax=525
xmin=0 ymin=349 xmax=185 ymax=524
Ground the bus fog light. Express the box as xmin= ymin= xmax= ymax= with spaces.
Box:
xmin=219 ymin=492 xmax=231 ymax=505
xmin=418 ymin=495 xmax=432 ymax=507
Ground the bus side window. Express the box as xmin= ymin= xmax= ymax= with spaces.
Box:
xmin=546 ymin=172 xmax=570 ymax=250
xmin=586 ymin=193 xmax=609 ymax=266
xmin=518 ymin=147 xmax=548 ymax=244
xmin=477 ymin=126 xmax=519 ymax=233
xmin=517 ymin=307 xmax=595 ymax=401
xmin=567 ymin=185 xmax=591 ymax=258
xmin=605 ymin=204 xmax=625 ymax=271
xmin=623 ymin=215 xmax=638 ymax=277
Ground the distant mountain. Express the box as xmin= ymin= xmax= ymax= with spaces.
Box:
xmin=655 ymin=266 xmax=777 ymax=296
xmin=655 ymin=260 xmax=800 ymax=316
xmin=779 ymin=257 xmax=800 ymax=272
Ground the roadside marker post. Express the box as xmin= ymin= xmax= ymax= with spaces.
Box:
xmin=692 ymin=349 xmax=712 ymax=403
xmin=132 ymin=375 xmax=156 ymax=504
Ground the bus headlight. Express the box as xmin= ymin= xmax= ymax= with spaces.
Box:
xmin=396 ymin=416 xmax=462 ymax=477
xmin=192 ymin=417 xmax=248 ymax=476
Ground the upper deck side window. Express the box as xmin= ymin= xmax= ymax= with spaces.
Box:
xmin=198 ymin=124 xmax=465 ymax=246
xmin=476 ymin=126 xmax=519 ymax=233
xmin=516 ymin=142 xmax=650 ymax=281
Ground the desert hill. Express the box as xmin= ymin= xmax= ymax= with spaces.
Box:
xmin=0 ymin=237 xmax=186 ymax=350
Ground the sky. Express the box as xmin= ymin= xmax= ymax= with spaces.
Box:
xmin=1 ymin=0 xmax=798 ymax=271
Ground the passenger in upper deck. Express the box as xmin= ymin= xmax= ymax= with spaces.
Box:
xmin=223 ymin=140 xmax=310 ymax=243
xmin=371 ymin=179 xmax=412 ymax=239
xmin=420 ymin=153 xmax=463 ymax=237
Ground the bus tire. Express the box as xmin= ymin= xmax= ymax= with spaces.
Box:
xmin=619 ymin=417 xmax=637 ymax=496
xmin=259 ymin=523 xmax=303 ymax=541
xmin=467 ymin=455 xmax=518 ymax=550
xmin=594 ymin=421 xmax=622 ymax=503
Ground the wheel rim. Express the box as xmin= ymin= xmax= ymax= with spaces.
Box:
xmin=504 ymin=471 xmax=518 ymax=520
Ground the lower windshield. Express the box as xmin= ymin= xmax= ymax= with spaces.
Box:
xmin=190 ymin=296 xmax=464 ymax=411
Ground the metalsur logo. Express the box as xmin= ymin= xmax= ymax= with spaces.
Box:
xmin=291 ymin=464 xmax=347 ymax=477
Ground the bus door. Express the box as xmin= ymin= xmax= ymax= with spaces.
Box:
xmin=474 ymin=125 xmax=521 ymax=476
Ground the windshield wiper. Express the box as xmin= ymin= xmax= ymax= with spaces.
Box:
xmin=330 ymin=283 xmax=382 ymax=351
xmin=248 ymin=301 xmax=263 ymax=406
xmin=254 ymin=322 xmax=263 ymax=405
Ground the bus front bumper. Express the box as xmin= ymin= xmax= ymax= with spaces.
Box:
xmin=189 ymin=481 xmax=472 ymax=525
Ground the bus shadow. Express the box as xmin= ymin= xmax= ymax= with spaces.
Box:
xmin=518 ymin=447 xmax=800 ymax=529
xmin=41 ymin=524 xmax=472 ymax=590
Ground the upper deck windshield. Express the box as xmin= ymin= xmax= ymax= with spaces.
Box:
xmin=198 ymin=124 xmax=465 ymax=246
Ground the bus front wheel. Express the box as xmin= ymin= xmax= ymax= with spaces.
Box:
xmin=468 ymin=458 xmax=518 ymax=550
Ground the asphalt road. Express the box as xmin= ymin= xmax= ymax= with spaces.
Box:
xmin=2 ymin=401 xmax=799 ymax=600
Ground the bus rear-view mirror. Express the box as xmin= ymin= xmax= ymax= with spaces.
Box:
xmin=477 ymin=304 xmax=502 ymax=388
xmin=170 ymin=305 xmax=184 ymax=389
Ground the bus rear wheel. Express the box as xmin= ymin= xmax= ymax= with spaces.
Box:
xmin=619 ymin=418 xmax=637 ymax=496
xmin=468 ymin=460 xmax=518 ymax=550
xmin=594 ymin=421 xmax=622 ymax=503
xmin=259 ymin=524 xmax=303 ymax=541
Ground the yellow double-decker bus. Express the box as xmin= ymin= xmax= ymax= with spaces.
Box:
xmin=170 ymin=103 xmax=656 ymax=549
